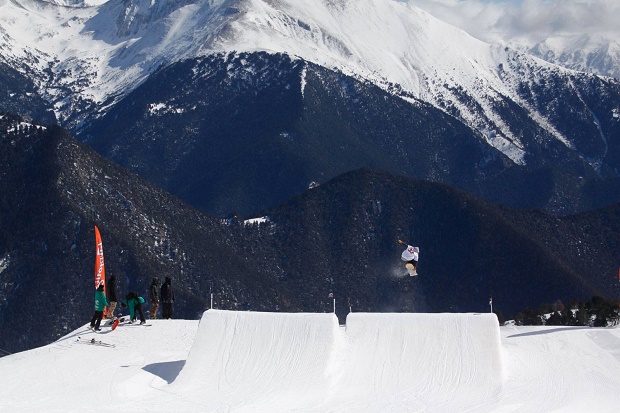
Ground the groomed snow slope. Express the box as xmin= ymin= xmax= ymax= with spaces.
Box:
xmin=2 ymin=311 xmax=620 ymax=412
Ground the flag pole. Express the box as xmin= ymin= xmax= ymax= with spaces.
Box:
xmin=210 ymin=281 xmax=214 ymax=310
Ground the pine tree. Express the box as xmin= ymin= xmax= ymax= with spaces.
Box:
xmin=546 ymin=311 xmax=564 ymax=326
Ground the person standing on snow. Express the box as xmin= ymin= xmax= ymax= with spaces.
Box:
xmin=160 ymin=277 xmax=175 ymax=319
xmin=398 ymin=239 xmax=419 ymax=276
xmin=90 ymin=284 xmax=110 ymax=331
xmin=105 ymin=275 xmax=118 ymax=320
xmin=122 ymin=292 xmax=146 ymax=324
xmin=149 ymin=277 xmax=160 ymax=320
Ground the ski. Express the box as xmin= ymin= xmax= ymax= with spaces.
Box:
xmin=76 ymin=337 xmax=116 ymax=348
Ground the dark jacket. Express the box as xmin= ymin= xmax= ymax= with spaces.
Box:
xmin=107 ymin=276 xmax=118 ymax=302
xmin=150 ymin=280 xmax=159 ymax=303
xmin=160 ymin=278 xmax=175 ymax=303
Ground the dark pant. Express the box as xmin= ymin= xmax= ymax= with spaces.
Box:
xmin=90 ymin=310 xmax=104 ymax=329
xmin=162 ymin=303 xmax=174 ymax=319
xmin=132 ymin=303 xmax=146 ymax=323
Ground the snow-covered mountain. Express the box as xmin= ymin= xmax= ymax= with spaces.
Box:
xmin=522 ymin=35 xmax=620 ymax=80
xmin=409 ymin=0 xmax=620 ymax=80
xmin=1 ymin=0 xmax=620 ymax=215
xmin=2 ymin=310 xmax=620 ymax=412
xmin=0 ymin=0 xmax=613 ymax=156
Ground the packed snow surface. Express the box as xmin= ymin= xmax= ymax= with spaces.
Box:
xmin=2 ymin=310 xmax=620 ymax=412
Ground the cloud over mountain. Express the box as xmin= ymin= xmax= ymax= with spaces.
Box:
xmin=409 ymin=0 xmax=620 ymax=78
xmin=410 ymin=0 xmax=620 ymax=44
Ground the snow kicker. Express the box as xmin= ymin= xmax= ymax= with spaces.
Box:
xmin=170 ymin=310 xmax=503 ymax=411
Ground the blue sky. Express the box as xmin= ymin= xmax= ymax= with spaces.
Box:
xmin=406 ymin=0 xmax=619 ymax=44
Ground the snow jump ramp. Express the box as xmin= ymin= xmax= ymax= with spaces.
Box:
xmin=171 ymin=310 xmax=503 ymax=412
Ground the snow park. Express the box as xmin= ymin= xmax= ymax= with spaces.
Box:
xmin=2 ymin=0 xmax=620 ymax=412
xmin=2 ymin=309 xmax=620 ymax=412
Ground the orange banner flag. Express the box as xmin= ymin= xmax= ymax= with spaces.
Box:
xmin=94 ymin=225 xmax=106 ymax=290
xmin=94 ymin=225 xmax=108 ymax=318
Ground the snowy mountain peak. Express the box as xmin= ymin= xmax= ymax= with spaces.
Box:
xmin=1 ymin=0 xmax=499 ymax=114
xmin=39 ymin=0 xmax=107 ymax=7
xmin=526 ymin=33 xmax=620 ymax=79
xmin=1 ymin=0 xmax=494 ymax=100
xmin=95 ymin=0 xmax=201 ymax=39
xmin=1 ymin=0 xmax=619 ymax=170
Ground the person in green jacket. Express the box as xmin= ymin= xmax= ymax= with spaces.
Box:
xmin=89 ymin=284 xmax=110 ymax=332
xmin=122 ymin=292 xmax=146 ymax=325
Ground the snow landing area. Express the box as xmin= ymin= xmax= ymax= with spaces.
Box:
xmin=1 ymin=310 xmax=620 ymax=412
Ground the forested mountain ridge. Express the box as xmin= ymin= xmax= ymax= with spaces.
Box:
xmin=1 ymin=114 xmax=618 ymax=354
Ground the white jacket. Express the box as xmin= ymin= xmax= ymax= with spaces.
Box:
xmin=401 ymin=245 xmax=419 ymax=262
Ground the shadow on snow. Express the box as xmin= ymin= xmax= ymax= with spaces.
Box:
xmin=142 ymin=360 xmax=186 ymax=383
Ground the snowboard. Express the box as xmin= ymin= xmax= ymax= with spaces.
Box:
xmin=111 ymin=318 xmax=120 ymax=330
xmin=405 ymin=263 xmax=418 ymax=277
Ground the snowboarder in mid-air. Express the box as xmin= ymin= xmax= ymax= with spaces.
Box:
xmin=398 ymin=239 xmax=419 ymax=276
